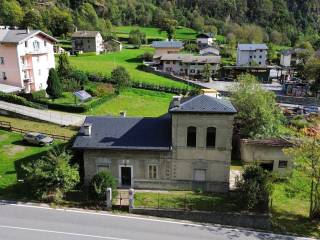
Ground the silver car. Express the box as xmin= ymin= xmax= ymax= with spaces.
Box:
xmin=23 ymin=132 xmax=54 ymax=146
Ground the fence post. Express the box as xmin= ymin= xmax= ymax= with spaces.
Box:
xmin=128 ymin=188 xmax=134 ymax=213
xmin=106 ymin=187 xmax=112 ymax=210
xmin=157 ymin=192 xmax=160 ymax=209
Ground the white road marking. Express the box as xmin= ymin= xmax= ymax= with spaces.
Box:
xmin=0 ymin=201 xmax=315 ymax=240
xmin=0 ymin=225 xmax=131 ymax=240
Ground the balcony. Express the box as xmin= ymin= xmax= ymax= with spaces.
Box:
xmin=21 ymin=64 xmax=32 ymax=70
xmin=23 ymin=76 xmax=33 ymax=83
xmin=25 ymin=47 xmax=48 ymax=55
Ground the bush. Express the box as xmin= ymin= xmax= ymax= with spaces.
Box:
xmin=236 ymin=165 xmax=273 ymax=212
xmin=140 ymin=51 xmax=153 ymax=62
xmin=111 ymin=66 xmax=131 ymax=93
xmin=69 ymin=70 xmax=88 ymax=84
xmin=22 ymin=146 xmax=80 ymax=202
xmin=0 ymin=92 xmax=43 ymax=109
xmin=89 ymin=171 xmax=118 ymax=202
xmin=31 ymin=90 xmax=46 ymax=100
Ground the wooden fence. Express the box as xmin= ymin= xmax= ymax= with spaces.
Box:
xmin=0 ymin=120 xmax=72 ymax=141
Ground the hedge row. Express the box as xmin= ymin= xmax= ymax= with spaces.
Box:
xmin=0 ymin=92 xmax=44 ymax=109
xmin=86 ymin=72 xmax=194 ymax=95
xmin=32 ymin=93 xmax=116 ymax=113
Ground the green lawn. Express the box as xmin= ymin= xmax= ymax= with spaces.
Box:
xmin=135 ymin=191 xmax=241 ymax=212
xmin=0 ymin=115 xmax=77 ymax=137
xmin=86 ymin=88 xmax=173 ymax=117
xmin=271 ymin=182 xmax=320 ymax=238
xmin=68 ymin=47 xmax=190 ymax=89
xmin=113 ymin=26 xmax=197 ymax=41
xmin=0 ymin=130 xmax=57 ymax=200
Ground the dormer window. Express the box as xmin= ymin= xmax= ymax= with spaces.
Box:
xmin=206 ymin=127 xmax=216 ymax=148
xmin=187 ymin=126 xmax=197 ymax=147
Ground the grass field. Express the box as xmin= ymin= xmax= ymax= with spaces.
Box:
xmin=68 ymin=47 xmax=191 ymax=89
xmin=86 ymin=88 xmax=173 ymax=117
xmin=0 ymin=130 xmax=57 ymax=200
xmin=113 ymin=26 xmax=197 ymax=41
xmin=0 ymin=115 xmax=77 ymax=137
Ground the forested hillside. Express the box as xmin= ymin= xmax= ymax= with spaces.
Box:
xmin=0 ymin=0 xmax=319 ymax=47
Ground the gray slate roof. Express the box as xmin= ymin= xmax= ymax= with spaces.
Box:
xmin=169 ymin=95 xmax=237 ymax=114
xmin=238 ymin=44 xmax=268 ymax=51
xmin=160 ymin=54 xmax=221 ymax=64
xmin=73 ymin=116 xmax=172 ymax=151
xmin=152 ymin=41 xmax=183 ymax=49
xmin=196 ymin=33 xmax=214 ymax=38
xmin=0 ymin=29 xmax=57 ymax=43
xmin=72 ymin=31 xmax=100 ymax=38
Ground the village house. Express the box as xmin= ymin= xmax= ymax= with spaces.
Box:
xmin=236 ymin=44 xmax=268 ymax=67
xmin=280 ymin=48 xmax=307 ymax=67
xmin=152 ymin=41 xmax=183 ymax=58
xmin=0 ymin=28 xmax=56 ymax=93
xmin=199 ymin=46 xmax=220 ymax=56
xmin=159 ymin=54 xmax=221 ymax=79
xmin=196 ymin=33 xmax=214 ymax=47
xmin=240 ymin=138 xmax=293 ymax=175
xmin=71 ymin=31 xmax=104 ymax=54
xmin=73 ymin=93 xmax=237 ymax=192
xmin=104 ymin=39 xmax=122 ymax=52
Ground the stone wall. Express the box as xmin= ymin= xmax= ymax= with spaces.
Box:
xmin=131 ymin=208 xmax=271 ymax=230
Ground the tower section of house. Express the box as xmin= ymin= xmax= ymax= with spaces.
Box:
xmin=0 ymin=29 xmax=57 ymax=93
xmin=73 ymin=93 xmax=237 ymax=192
xmin=152 ymin=41 xmax=183 ymax=63
xmin=71 ymin=31 xmax=104 ymax=54
xmin=236 ymin=44 xmax=268 ymax=67
xmin=280 ymin=48 xmax=307 ymax=67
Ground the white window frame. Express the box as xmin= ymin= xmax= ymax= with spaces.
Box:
xmin=148 ymin=164 xmax=158 ymax=179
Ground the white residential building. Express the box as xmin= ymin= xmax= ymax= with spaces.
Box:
xmin=196 ymin=33 xmax=214 ymax=47
xmin=0 ymin=29 xmax=57 ymax=93
xmin=236 ymin=44 xmax=268 ymax=67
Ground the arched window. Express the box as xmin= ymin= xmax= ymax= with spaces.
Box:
xmin=187 ymin=126 xmax=197 ymax=147
xmin=206 ymin=127 xmax=216 ymax=147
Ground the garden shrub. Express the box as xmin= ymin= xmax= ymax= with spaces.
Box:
xmin=89 ymin=171 xmax=118 ymax=202
xmin=31 ymin=90 xmax=46 ymax=100
xmin=236 ymin=165 xmax=273 ymax=212
xmin=0 ymin=92 xmax=43 ymax=109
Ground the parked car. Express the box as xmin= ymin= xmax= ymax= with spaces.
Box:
xmin=23 ymin=132 xmax=54 ymax=146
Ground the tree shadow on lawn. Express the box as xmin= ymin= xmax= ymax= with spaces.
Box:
xmin=125 ymin=57 xmax=142 ymax=63
xmin=271 ymin=208 xmax=320 ymax=238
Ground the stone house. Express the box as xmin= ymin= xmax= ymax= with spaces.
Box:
xmin=104 ymin=39 xmax=122 ymax=52
xmin=73 ymin=94 xmax=237 ymax=192
xmin=0 ymin=28 xmax=56 ymax=93
xmin=240 ymin=138 xmax=293 ymax=175
xmin=236 ymin=44 xmax=268 ymax=67
xmin=280 ymin=48 xmax=307 ymax=67
xmin=196 ymin=33 xmax=214 ymax=47
xmin=152 ymin=41 xmax=183 ymax=58
xmin=71 ymin=31 xmax=104 ymax=54
xmin=159 ymin=54 xmax=221 ymax=79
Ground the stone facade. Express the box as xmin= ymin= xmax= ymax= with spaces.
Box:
xmin=240 ymin=140 xmax=292 ymax=175
xmin=83 ymin=112 xmax=235 ymax=192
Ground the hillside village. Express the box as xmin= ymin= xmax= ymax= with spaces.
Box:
xmin=0 ymin=1 xmax=320 ymax=239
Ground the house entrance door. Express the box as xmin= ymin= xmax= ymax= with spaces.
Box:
xmin=121 ymin=166 xmax=132 ymax=186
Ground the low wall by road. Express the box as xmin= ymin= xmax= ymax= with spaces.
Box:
xmin=131 ymin=207 xmax=271 ymax=230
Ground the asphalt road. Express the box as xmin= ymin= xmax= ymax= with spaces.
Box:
xmin=0 ymin=202 xmax=314 ymax=240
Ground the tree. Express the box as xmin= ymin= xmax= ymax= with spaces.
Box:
xmin=236 ymin=165 xmax=273 ymax=212
xmin=57 ymin=53 xmax=72 ymax=78
xmin=231 ymin=74 xmax=284 ymax=138
xmin=0 ymin=0 xmax=24 ymax=26
xmin=23 ymin=146 xmax=79 ymax=201
xmin=128 ymin=29 xmax=146 ymax=48
xmin=111 ymin=66 xmax=131 ymax=94
xmin=46 ymin=68 xmax=63 ymax=100
xmin=305 ymin=57 xmax=320 ymax=94
xmin=89 ymin=171 xmax=118 ymax=202
xmin=202 ymin=64 xmax=213 ymax=82
xmin=285 ymin=138 xmax=320 ymax=219
xmin=159 ymin=18 xmax=178 ymax=40
xmin=21 ymin=10 xmax=43 ymax=30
